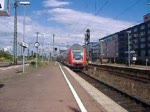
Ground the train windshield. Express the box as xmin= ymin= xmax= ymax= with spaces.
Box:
xmin=72 ymin=50 xmax=83 ymax=61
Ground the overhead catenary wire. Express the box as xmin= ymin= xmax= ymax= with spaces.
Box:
xmin=68 ymin=0 xmax=110 ymax=44
xmin=81 ymin=0 xmax=110 ymax=34
xmin=68 ymin=0 xmax=90 ymax=33
xmin=81 ymin=0 xmax=143 ymax=41
xmin=113 ymin=0 xmax=142 ymax=19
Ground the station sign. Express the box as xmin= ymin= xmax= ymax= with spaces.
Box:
xmin=34 ymin=42 xmax=40 ymax=48
xmin=20 ymin=42 xmax=28 ymax=48
xmin=0 ymin=0 xmax=10 ymax=16
xmin=125 ymin=50 xmax=135 ymax=54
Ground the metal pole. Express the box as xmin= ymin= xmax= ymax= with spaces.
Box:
xmin=127 ymin=32 xmax=131 ymax=66
xmin=14 ymin=0 xmax=18 ymax=65
xmin=53 ymin=34 xmax=55 ymax=60
xmin=23 ymin=5 xmax=26 ymax=42
xmin=36 ymin=46 xmax=38 ymax=68
xmin=23 ymin=47 xmax=25 ymax=73
xmin=42 ymin=34 xmax=45 ymax=62
xmin=146 ymin=59 xmax=148 ymax=66
xmin=22 ymin=5 xmax=26 ymax=73
xmin=100 ymin=40 xmax=103 ymax=64
xmin=36 ymin=32 xmax=39 ymax=68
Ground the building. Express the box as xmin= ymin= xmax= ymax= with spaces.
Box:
xmin=127 ymin=21 xmax=150 ymax=64
xmin=99 ymin=14 xmax=150 ymax=65
xmin=84 ymin=42 xmax=100 ymax=62
xmin=90 ymin=42 xmax=100 ymax=62
xmin=99 ymin=33 xmax=118 ymax=63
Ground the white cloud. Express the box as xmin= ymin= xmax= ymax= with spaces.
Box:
xmin=0 ymin=5 xmax=135 ymax=54
xmin=46 ymin=8 xmax=134 ymax=41
xmin=43 ymin=0 xmax=70 ymax=7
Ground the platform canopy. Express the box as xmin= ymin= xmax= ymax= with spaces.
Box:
xmin=0 ymin=0 xmax=10 ymax=16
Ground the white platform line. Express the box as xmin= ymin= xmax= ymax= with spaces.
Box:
xmin=57 ymin=62 xmax=87 ymax=112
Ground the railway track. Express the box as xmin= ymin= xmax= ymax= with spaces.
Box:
xmin=77 ymin=71 xmax=150 ymax=112
xmin=88 ymin=65 xmax=150 ymax=84
xmin=109 ymin=71 xmax=150 ymax=84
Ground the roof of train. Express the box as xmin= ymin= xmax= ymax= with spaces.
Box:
xmin=70 ymin=44 xmax=84 ymax=50
xmin=59 ymin=44 xmax=84 ymax=56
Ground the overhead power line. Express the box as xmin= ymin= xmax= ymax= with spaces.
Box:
xmin=114 ymin=0 xmax=141 ymax=19
xmin=82 ymin=0 xmax=110 ymax=33
xmin=95 ymin=0 xmax=109 ymax=16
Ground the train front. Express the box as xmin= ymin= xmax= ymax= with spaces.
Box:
xmin=69 ymin=44 xmax=87 ymax=70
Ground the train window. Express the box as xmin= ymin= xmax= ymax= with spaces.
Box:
xmin=72 ymin=50 xmax=83 ymax=60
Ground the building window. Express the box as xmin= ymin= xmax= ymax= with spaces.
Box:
xmin=134 ymin=39 xmax=138 ymax=44
xmin=148 ymin=43 xmax=150 ymax=47
xmin=133 ymin=33 xmax=138 ymax=37
xmin=148 ymin=36 xmax=150 ymax=41
xmin=134 ymin=45 xmax=138 ymax=49
xmin=134 ymin=28 xmax=138 ymax=32
xmin=148 ymin=30 xmax=150 ymax=34
xmin=141 ymin=38 xmax=145 ymax=42
xmin=140 ymin=44 xmax=145 ymax=48
xmin=140 ymin=25 xmax=145 ymax=30
xmin=115 ymin=52 xmax=118 ymax=56
xmin=148 ymin=50 xmax=150 ymax=56
xmin=148 ymin=23 xmax=150 ymax=28
xmin=140 ymin=50 xmax=145 ymax=57
xmin=140 ymin=31 xmax=145 ymax=36
xmin=115 ymin=46 xmax=118 ymax=51
xmin=106 ymin=53 xmax=108 ymax=56
xmin=107 ymin=48 xmax=108 ymax=52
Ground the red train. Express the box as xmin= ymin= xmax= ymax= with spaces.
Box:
xmin=58 ymin=44 xmax=87 ymax=70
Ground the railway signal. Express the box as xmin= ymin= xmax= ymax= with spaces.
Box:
xmin=85 ymin=29 xmax=90 ymax=45
xmin=0 ymin=3 xmax=2 ymax=9
xmin=54 ymin=47 xmax=57 ymax=51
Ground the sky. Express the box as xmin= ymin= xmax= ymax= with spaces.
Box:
xmin=0 ymin=0 xmax=150 ymax=54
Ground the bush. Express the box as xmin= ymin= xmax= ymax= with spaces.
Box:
xmin=0 ymin=50 xmax=13 ymax=61
xmin=30 ymin=61 xmax=36 ymax=67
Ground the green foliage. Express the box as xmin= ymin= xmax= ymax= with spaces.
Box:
xmin=29 ymin=60 xmax=49 ymax=68
xmin=30 ymin=61 xmax=36 ymax=67
xmin=0 ymin=50 xmax=13 ymax=61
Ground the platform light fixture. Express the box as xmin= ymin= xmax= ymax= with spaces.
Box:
xmin=20 ymin=1 xmax=30 ymax=73
xmin=127 ymin=30 xmax=131 ymax=66
xmin=20 ymin=1 xmax=30 ymax=5
xmin=41 ymin=33 xmax=45 ymax=62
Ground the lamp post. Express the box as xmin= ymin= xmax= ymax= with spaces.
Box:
xmin=35 ymin=32 xmax=40 ymax=68
xmin=41 ymin=33 xmax=45 ymax=62
xmin=100 ymin=40 xmax=104 ymax=64
xmin=20 ymin=1 xmax=30 ymax=42
xmin=127 ymin=31 xmax=131 ymax=66
xmin=20 ymin=1 xmax=30 ymax=73
xmin=53 ymin=34 xmax=55 ymax=60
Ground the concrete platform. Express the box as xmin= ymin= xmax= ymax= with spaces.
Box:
xmin=0 ymin=62 xmax=128 ymax=112
xmin=63 ymin=66 xmax=128 ymax=112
